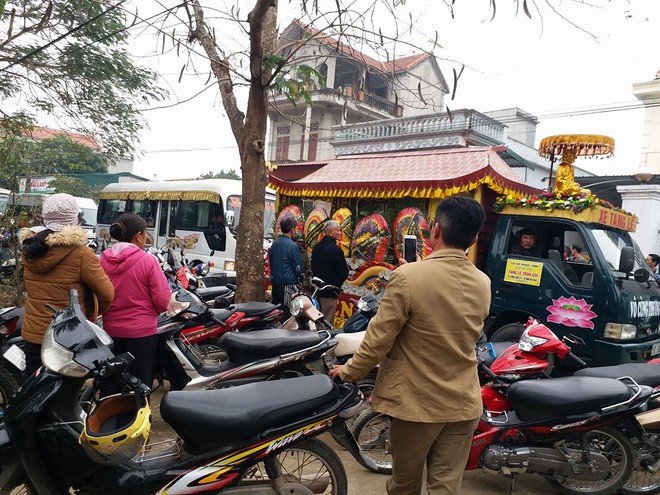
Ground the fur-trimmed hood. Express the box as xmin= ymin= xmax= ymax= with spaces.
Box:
xmin=21 ymin=226 xmax=90 ymax=274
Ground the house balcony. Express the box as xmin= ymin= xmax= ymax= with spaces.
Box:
xmin=269 ymin=86 xmax=402 ymax=119
xmin=331 ymin=109 xmax=507 ymax=155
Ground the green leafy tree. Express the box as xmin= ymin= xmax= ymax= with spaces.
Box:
xmin=198 ymin=169 xmax=241 ymax=180
xmin=26 ymin=135 xmax=107 ymax=175
xmin=48 ymin=176 xmax=101 ymax=201
xmin=0 ymin=0 xmax=167 ymax=159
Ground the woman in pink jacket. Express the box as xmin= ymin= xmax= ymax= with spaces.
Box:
xmin=100 ymin=213 xmax=171 ymax=388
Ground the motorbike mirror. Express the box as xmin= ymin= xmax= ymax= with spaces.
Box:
xmin=618 ymin=245 xmax=635 ymax=274
xmin=214 ymin=296 xmax=231 ymax=308
xmin=167 ymin=250 xmax=176 ymax=266
xmin=634 ymin=268 xmax=649 ymax=283
xmin=311 ymin=276 xmax=325 ymax=287
xmin=563 ymin=333 xmax=585 ymax=346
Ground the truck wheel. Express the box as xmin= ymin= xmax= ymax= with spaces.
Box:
xmin=490 ymin=323 xmax=525 ymax=342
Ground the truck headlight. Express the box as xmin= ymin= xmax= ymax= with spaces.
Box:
xmin=604 ymin=323 xmax=637 ymax=340
xmin=224 ymin=260 xmax=235 ymax=272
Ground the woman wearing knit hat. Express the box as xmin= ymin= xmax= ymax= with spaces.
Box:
xmin=20 ymin=193 xmax=115 ymax=377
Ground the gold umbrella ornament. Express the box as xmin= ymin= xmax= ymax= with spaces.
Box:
xmin=538 ymin=134 xmax=615 ymax=195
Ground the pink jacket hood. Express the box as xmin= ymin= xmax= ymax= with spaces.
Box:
xmin=101 ymin=242 xmax=146 ymax=276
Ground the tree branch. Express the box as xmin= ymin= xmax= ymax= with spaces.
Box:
xmin=189 ymin=0 xmax=245 ymax=145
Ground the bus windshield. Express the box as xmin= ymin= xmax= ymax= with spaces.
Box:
xmin=589 ymin=226 xmax=651 ymax=278
xmin=227 ymin=195 xmax=277 ymax=239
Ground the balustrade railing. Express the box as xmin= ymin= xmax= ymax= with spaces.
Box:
xmin=333 ymin=109 xmax=506 ymax=143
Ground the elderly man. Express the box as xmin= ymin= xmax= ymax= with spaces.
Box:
xmin=331 ymin=196 xmax=490 ymax=495
xmin=311 ymin=220 xmax=349 ymax=322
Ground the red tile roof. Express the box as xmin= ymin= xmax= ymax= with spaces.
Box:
xmin=269 ymin=146 xmax=539 ymax=197
xmin=288 ymin=20 xmax=432 ymax=74
xmin=26 ymin=126 xmax=100 ymax=150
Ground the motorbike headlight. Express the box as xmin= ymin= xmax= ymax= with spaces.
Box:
xmin=166 ymin=293 xmax=191 ymax=317
xmin=41 ymin=326 xmax=89 ymax=377
xmin=290 ymin=297 xmax=303 ymax=317
xmin=518 ymin=332 xmax=548 ymax=352
xmin=604 ymin=323 xmax=637 ymax=340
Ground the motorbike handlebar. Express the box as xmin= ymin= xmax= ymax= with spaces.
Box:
xmin=99 ymin=352 xmax=134 ymax=377
xmin=121 ymin=372 xmax=151 ymax=397
xmin=563 ymin=351 xmax=587 ymax=368
xmin=477 ymin=360 xmax=500 ymax=381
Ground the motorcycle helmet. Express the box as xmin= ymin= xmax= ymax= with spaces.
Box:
xmin=80 ymin=392 xmax=152 ymax=465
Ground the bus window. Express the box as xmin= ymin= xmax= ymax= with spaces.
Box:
xmin=178 ymin=200 xmax=213 ymax=230
xmin=98 ymin=199 xmax=126 ymax=224
xmin=159 ymin=201 xmax=177 ymax=237
xmin=131 ymin=200 xmax=158 ymax=227
xmin=227 ymin=195 xmax=276 ymax=239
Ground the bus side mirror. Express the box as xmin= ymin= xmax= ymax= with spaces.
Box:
xmin=618 ymin=246 xmax=634 ymax=274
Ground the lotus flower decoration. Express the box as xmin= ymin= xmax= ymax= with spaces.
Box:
xmin=546 ymin=296 xmax=597 ymax=330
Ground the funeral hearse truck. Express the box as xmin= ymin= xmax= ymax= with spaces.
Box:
xmin=268 ymin=139 xmax=660 ymax=365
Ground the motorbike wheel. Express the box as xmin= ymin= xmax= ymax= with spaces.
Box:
xmin=546 ymin=426 xmax=634 ymax=495
xmin=193 ymin=337 xmax=227 ymax=365
xmin=350 ymin=409 xmax=393 ymax=474
xmin=619 ymin=428 xmax=660 ymax=495
xmin=0 ymin=366 xmax=18 ymax=409
xmin=238 ymin=438 xmax=347 ymax=495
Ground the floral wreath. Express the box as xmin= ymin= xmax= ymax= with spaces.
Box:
xmin=494 ymin=191 xmax=633 ymax=216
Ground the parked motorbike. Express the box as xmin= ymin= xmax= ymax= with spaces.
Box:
xmin=0 ymin=289 xmax=368 ymax=494
xmin=354 ymin=357 xmax=656 ymax=495
xmin=281 ymin=276 xmax=338 ymax=331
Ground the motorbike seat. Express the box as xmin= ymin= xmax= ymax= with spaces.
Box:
xmin=231 ymin=302 xmax=279 ymax=317
xmin=574 ymin=364 xmax=660 ymax=388
xmin=196 ymin=286 xmax=233 ymax=301
xmin=334 ymin=331 xmax=365 ymax=358
xmin=209 ymin=307 xmax=237 ymax=322
xmin=508 ymin=376 xmax=632 ymax=421
xmin=160 ymin=374 xmax=338 ymax=449
xmin=221 ymin=329 xmax=322 ymax=360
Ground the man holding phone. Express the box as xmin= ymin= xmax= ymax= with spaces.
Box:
xmin=330 ymin=197 xmax=491 ymax=495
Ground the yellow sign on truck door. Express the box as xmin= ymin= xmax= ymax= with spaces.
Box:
xmin=504 ymin=259 xmax=544 ymax=286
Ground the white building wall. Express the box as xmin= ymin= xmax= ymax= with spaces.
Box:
xmin=633 ymin=74 xmax=660 ymax=173
xmin=619 ymin=184 xmax=660 ymax=256
xmin=393 ymin=61 xmax=444 ymax=117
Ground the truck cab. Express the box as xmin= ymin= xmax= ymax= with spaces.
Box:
xmin=485 ymin=210 xmax=660 ymax=366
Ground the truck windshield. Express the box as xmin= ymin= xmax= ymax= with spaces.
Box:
xmin=589 ymin=227 xmax=651 ymax=278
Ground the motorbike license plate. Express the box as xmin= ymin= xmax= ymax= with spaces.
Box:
xmin=3 ymin=344 xmax=26 ymax=372
xmin=652 ymin=343 xmax=660 ymax=357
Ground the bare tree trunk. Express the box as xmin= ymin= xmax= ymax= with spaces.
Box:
xmin=190 ymin=0 xmax=276 ymax=302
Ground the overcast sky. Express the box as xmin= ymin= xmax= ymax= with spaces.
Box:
xmin=129 ymin=0 xmax=660 ymax=180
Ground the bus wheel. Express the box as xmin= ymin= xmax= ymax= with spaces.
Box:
xmin=490 ymin=322 xmax=525 ymax=342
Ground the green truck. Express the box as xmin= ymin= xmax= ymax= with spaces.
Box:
xmin=483 ymin=204 xmax=660 ymax=366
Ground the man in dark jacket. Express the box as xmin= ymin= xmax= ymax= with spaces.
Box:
xmin=311 ymin=220 xmax=349 ymax=323
xmin=269 ymin=217 xmax=303 ymax=313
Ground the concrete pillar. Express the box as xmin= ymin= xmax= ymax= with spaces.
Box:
xmin=633 ymin=72 xmax=660 ymax=174
xmin=618 ymin=184 xmax=660 ymax=255
xmin=326 ymin=58 xmax=337 ymax=89
xmin=301 ymin=105 xmax=313 ymax=160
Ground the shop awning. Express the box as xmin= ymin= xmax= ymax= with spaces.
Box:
xmin=269 ymin=146 xmax=539 ymax=199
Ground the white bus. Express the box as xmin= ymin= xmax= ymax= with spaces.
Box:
xmin=0 ymin=188 xmax=9 ymax=215
xmin=97 ymin=179 xmax=277 ymax=275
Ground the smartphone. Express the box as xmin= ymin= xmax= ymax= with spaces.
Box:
xmin=403 ymin=235 xmax=418 ymax=263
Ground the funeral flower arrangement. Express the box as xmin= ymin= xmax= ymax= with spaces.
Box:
xmin=494 ymin=191 xmax=632 ymax=215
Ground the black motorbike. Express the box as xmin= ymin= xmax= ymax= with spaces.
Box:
xmin=0 ymin=289 xmax=376 ymax=494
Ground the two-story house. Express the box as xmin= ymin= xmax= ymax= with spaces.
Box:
xmin=268 ymin=20 xmax=449 ymax=163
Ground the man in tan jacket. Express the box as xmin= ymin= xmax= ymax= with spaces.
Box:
xmin=331 ymin=196 xmax=491 ymax=495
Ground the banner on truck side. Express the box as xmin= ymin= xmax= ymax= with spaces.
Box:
xmin=504 ymin=259 xmax=543 ymax=286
